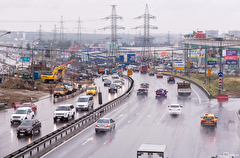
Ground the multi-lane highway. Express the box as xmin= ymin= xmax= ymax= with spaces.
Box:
xmin=0 ymin=76 xmax=128 ymax=157
xmin=41 ymin=72 xmax=240 ymax=158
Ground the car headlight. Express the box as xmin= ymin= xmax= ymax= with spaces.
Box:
xmin=27 ymin=128 xmax=31 ymax=131
xmin=64 ymin=113 xmax=68 ymax=116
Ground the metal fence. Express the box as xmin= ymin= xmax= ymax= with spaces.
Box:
xmin=4 ymin=75 xmax=134 ymax=158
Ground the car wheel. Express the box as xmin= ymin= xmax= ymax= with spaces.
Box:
xmin=76 ymin=108 xmax=78 ymax=111
xmin=38 ymin=127 xmax=41 ymax=132
xmin=32 ymin=115 xmax=34 ymax=119
xmin=10 ymin=121 xmax=13 ymax=124
xmin=95 ymin=129 xmax=98 ymax=133
xmin=54 ymin=118 xmax=57 ymax=122
xmin=30 ymin=130 xmax=34 ymax=135
xmin=17 ymin=133 xmax=20 ymax=137
xmin=72 ymin=112 xmax=75 ymax=118
xmin=66 ymin=115 xmax=69 ymax=120
xmin=113 ymin=124 xmax=115 ymax=129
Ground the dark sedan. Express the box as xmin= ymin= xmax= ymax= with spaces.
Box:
xmin=16 ymin=119 xmax=41 ymax=136
xmin=137 ymin=88 xmax=148 ymax=96
xmin=140 ymin=83 xmax=149 ymax=88
xmin=108 ymin=84 xmax=117 ymax=93
xmin=104 ymin=79 xmax=111 ymax=87
xmin=149 ymin=71 xmax=155 ymax=76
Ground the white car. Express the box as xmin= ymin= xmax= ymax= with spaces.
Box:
xmin=168 ymin=104 xmax=183 ymax=115
xmin=112 ymin=73 xmax=119 ymax=79
xmin=76 ymin=95 xmax=94 ymax=111
xmin=102 ymin=74 xmax=108 ymax=81
xmin=113 ymin=79 xmax=122 ymax=88
xmin=10 ymin=107 xmax=34 ymax=124
xmin=53 ymin=104 xmax=75 ymax=121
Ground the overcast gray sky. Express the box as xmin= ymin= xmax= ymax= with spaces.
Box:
xmin=0 ymin=0 xmax=239 ymax=35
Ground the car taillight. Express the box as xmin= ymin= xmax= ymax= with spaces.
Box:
xmin=165 ymin=94 xmax=167 ymax=96
xmin=178 ymin=109 xmax=181 ymax=111
xmin=169 ymin=109 xmax=171 ymax=110
xmin=95 ymin=125 xmax=98 ymax=127
xmin=106 ymin=125 xmax=110 ymax=127
xmin=201 ymin=119 xmax=205 ymax=122
xmin=145 ymin=91 xmax=147 ymax=93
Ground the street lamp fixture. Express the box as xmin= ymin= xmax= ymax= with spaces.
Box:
xmin=31 ymin=38 xmax=41 ymax=87
xmin=0 ymin=31 xmax=11 ymax=37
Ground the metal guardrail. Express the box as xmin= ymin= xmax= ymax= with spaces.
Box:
xmin=162 ymin=73 xmax=212 ymax=98
xmin=4 ymin=75 xmax=134 ymax=158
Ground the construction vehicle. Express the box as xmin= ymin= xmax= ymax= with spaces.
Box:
xmin=140 ymin=65 xmax=148 ymax=74
xmin=41 ymin=59 xmax=76 ymax=83
xmin=177 ymin=81 xmax=191 ymax=96
xmin=98 ymin=67 xmax=105 ymax=74
xmin=53 ymin=86 xmax=69 ymax=98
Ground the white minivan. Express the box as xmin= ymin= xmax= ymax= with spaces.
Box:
xmin=76 ymin=95 xmax=94 ymax=111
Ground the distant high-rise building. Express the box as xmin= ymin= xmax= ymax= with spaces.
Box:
xmin=228 ymin=30 xmax=240 ymax=36
xmin=205 ymin=30 xmax=219 ymax=37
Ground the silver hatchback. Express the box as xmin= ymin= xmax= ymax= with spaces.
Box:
xmin=95 ymin=118 xmax=115 ymax=132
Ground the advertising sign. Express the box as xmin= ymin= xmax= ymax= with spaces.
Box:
xmin=224 ymin=56 xmax=238 ymax=60
xmin=173 ymin=61 xmax=184 ymax=70
xmin=226 ymin=50 xmax=238 ymax=56
xmin=226 ymin=60 xmax=238 ymax=65
xmin=208 ymin=61 xmax=216 ymax=65
xmin=20 ymin=57 xmax=30 ymax=62
xmin=188 ymin=49 xmax=205 ymax=57
xmin=89 ymin=47 xmax=101 ymax=52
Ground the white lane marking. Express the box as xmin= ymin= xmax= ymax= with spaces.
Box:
xmin=157 ymin=122 xmax=160 ymax=125
xmin=192 ymin=88 xmax=201 ymax=104
xmin=117 ymin=114 xmax=124 ymax=119
xmin=160 ymin=110 xmax=167 ymax=121
xmin=82 ymin=137 xmax=93 ymax=146
xmin=117 ymin=130 xmax=120 ymax=133
xmin=103 ymin=141 xmax=108 ymax=145
xmin=127 ymin=120 xmax=131 ymax=123
xmin=146 ymin=115 xmax=151 ymax=118
xmin=136 ymin=113 xmax=139 ymax=115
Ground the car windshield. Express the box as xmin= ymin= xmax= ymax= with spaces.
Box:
xmin=78 ymin=98 xmax=88 ymax=102
xmin=105 ymin=80 xmax=111 ymax=83
xmin=97 ymin=119 xmax=110 ymax=123
xmin=110 ymin=84 xmax=116 ymax=88
xmin=56 ymin=106 xmax=71 ymax=111
xmin=138 ymin=89 xmax=145 ymax=91
xmin=55 ymin=87 xmax=64 ymax=91
xmin=88 ymin=87 xmax=95 ymax=90
xmin=63 ymin=83 xmax=71 ymax=86
xmin=20 ymin=120 xmax=33 ymax=126
xmin=170 ymin=105 xmax=180 ymax=108
xmin=15 ymin=109 xmax=27 ymax=114
xmin=103 ymin=75 xmax=108 ymax=77
xmin=203 ymin=116 xmax=214 ymax=120
xmin=20 ymin=104 xmax=29 ymax=107
xmin=114 ymin=80 xmax=120 ymax=83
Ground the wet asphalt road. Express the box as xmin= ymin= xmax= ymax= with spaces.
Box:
xmin=0 ymin=76 xmax=128 ymax=157
xmin=42 ymin=72 xmax=240 ymax=158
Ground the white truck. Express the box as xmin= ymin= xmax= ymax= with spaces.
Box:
xmin=177 ymin=81 xmax=191 ymax=96
xmin=63 ymin=82 xmax=74 ymax=94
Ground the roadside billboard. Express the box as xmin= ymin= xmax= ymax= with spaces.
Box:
xmin=188 ymin=49 xmax=205 ymax=57
xmin=173 ymin=61 xmax=184 ymax=70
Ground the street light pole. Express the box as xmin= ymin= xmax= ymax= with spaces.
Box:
xmin=31 ymin=38 xmax=40 ymax=87
xmin=0 ymin=31 xmax=11 ymax=38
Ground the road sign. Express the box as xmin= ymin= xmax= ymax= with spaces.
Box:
xmin=208 ymin=68 xmax=211 ymax=75
xmin=218 ymin=72 xmax=223 ymax=77
xmin=20 ymin=57 xmax=30 ymax=62
xmin=219 ymin=77 xmax=222 ymax=87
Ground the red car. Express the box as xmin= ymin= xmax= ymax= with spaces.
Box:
xmin=18 ymin=103 xmax=37 ymax=112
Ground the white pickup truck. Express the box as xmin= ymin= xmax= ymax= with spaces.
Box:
xmin=177 ymin=81 xmax=191 ymax=96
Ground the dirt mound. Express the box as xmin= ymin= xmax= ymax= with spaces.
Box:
xmin=0 ymin=78 xmax=33 ymax=90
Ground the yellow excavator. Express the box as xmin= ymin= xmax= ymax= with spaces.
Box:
xmin=41 ymin=59 xmax=76 ymax=83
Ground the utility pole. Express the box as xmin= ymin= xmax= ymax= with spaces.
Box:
xmin=76 ymin=17 xmax=83 ymax=45
xmin=59 ymin=16 xmax=65 ymax=41
xmin=171 ymin=50 xmax=173 ymax=74
xmin=100 ymin=5 xmax=125 ymax=65
xmin=133 ymin=4 xmax=158 ymax=62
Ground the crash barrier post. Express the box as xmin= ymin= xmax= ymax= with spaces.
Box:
xmin=4 ymin=75 xmax=134 ymax=158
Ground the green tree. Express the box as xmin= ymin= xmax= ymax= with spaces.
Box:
xmin=27 ymin=43 xmax=31 ymax=51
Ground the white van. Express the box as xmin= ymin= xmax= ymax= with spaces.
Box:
xmin=76 ymin=95 xmax=94 ymax=111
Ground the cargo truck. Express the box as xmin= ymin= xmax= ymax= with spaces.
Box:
xmin=140 ymin=65 xmax=148 ymax=74
xmin=177 ymin=81 xmax=191 ymax=96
